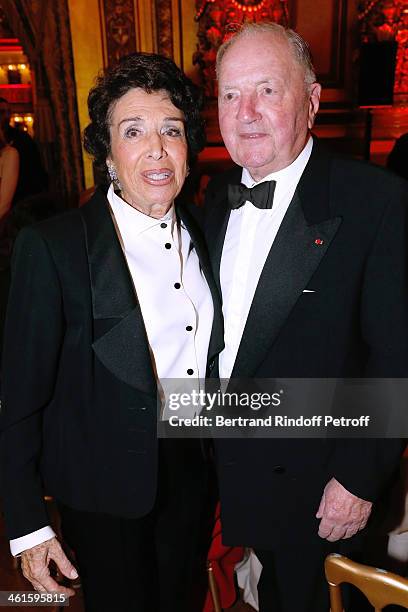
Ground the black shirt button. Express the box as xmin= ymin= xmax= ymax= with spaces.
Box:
xmin=165 ymin=243 xmax=171 ymax=249
xmin=187 ymin=368 xmax=194 ymax=375
xmin=186 ymin=325 xmax=193 ymax=331
xmin=174 ymin=282 xmax=181 ymax=289
xmin=272 ymin=465 xmax=286 ymax=474
xmin=160 ymin=223 xmax=167 ymax=228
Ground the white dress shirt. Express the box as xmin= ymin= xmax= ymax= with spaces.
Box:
xmin=108 ymin=185 xmax=213 ymax=390
xmin=219 ymin=136 xmax=313 ymax=380
xmin=10 ymin=184 xmax=213 ymax=556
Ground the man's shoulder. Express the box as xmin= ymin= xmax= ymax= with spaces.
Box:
xmin=330 ymin=154 xmax=408 ymax=199
xmin=311 ymin=140 xmax=408 ymax=204
xmin=206 ymin=165 xmax=242 ymax=198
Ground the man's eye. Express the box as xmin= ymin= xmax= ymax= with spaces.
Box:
xmin=224 ymin=92 xmax=236 ymax=101
xmin=263 ymin=87 xmax=275 ymax=95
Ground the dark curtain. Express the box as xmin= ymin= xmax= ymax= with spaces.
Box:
xmin=2 ymin=0 xmax=84 ymax=206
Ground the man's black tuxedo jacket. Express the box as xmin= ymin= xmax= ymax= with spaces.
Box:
xmin=0 ymin=189 xmax=223 ymax=540
xmin=204 ymin=141 xmax=408 ymax=548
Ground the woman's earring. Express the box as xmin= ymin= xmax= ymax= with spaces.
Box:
xmin=107 ymin=163 xmax=122 ymax=191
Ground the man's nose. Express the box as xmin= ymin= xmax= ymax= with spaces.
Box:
xmin=236 ymin=93 xmax=261 ymax=123
xmin=146 ymin=132 xmax=167 ymax=160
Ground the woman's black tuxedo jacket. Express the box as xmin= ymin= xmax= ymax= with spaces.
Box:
xmin=0 ymin=189 xmax=223 ymax=540
xmin=203 ymin=141 xmax=408 ymax=548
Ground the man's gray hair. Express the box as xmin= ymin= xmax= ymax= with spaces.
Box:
xmin=216 ymin=22 xmax=317 ymax=88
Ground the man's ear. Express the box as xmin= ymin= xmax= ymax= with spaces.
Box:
xmin=308 ymin=82 xmax=322 ymax=130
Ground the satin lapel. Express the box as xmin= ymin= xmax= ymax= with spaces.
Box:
xmin=80 ymin=190 xmax=156 ymax=395
xmin=209 ymin=199 xmax=230 ymax=295
xmin=231 ymin=140 xmax=342 ymax=379
xmin=178 ymin=204 xmax=224 ymax=362
xmin=205 ymin=166 xmax=241 ymax=293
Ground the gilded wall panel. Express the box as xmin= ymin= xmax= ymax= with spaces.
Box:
xmin=99 ymin=0 xmax=137 ymax=65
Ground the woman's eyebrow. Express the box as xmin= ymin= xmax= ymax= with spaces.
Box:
xmin=118 ymin=116 xmax=144 ymax=127
xmin=163 ymin=116 xmax=185 ymax=123
xmin=117 ymin=116 xmax=184 ymax=127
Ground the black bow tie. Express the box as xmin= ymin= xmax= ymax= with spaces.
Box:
xmin=228 ymin=180 xmax=277 ymax=210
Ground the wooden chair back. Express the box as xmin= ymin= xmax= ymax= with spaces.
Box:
xmin=325 ymin=553 xmax=408 ymax=611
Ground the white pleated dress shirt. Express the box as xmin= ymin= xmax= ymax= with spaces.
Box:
xmin=10 ymin=184 xmax=213 ymax=556
xmin=219 ymin=136 xmax=313 ymax=380
xmin=108 ymin=185 xmax=213 ymax=390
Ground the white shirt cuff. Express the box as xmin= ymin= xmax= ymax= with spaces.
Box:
xmin=10 ymin=526 xmax=56 ymax=557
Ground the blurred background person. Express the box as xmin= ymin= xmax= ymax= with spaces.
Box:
xmin=0 ymin=194 xmax=58 ymax=368
xmin=0 ymin=97 xmax=48 ymax=204
xmin=0 ymin=123 xmax=19 ymax=219
xmin=387 ymin=132 xmax=408 ymax=180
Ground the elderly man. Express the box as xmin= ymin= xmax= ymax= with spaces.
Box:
xmin=204 ymin=22 xmax=408 ymax=611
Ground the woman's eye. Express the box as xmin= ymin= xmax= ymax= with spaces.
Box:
xmin=124 ymin=127 xmax=141 ymax=138
xmin=164 ymin=127 xmax=183 ymax=137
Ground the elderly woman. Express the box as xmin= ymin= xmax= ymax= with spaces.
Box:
xmin=0 ymin=53 xmax=222 ymax=612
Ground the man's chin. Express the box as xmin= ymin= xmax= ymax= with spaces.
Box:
xmin=244 ymin=159 xmax=279 ymax=181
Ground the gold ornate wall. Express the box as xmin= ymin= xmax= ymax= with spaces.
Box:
xmin=99 ymin=0 xmax=138 ymax=64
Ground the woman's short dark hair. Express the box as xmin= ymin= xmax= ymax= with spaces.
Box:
xmin=84 ymin=53 xmax=206 ymax=180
